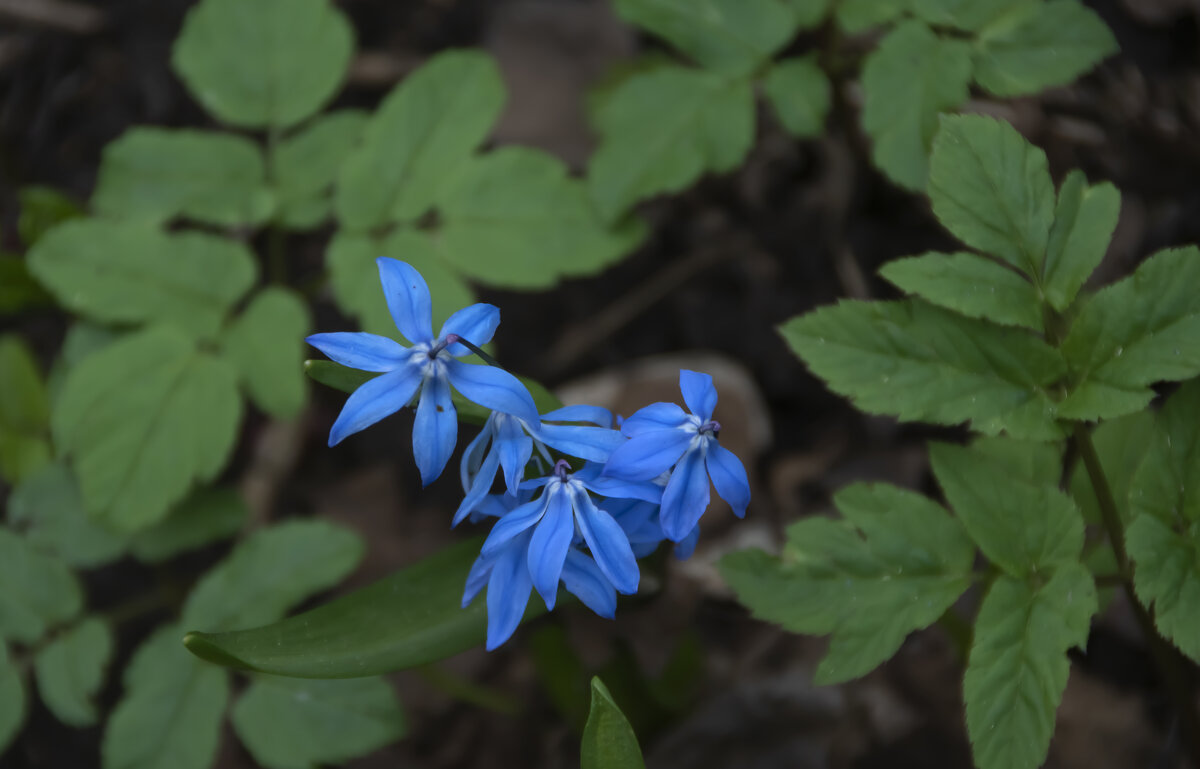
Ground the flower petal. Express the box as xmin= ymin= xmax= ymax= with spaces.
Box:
xmin=459 ymin=414 xmax=496 ymax=492
xmin=485 ymin=537 xmax=533 ymax=650
xmin=327 ymin=365 xmax=422 ymax=446
xmin=674 ymin=524 xmax=700 ymax=560
xmin=706 ymin=443 xmax=750 ymax=518
xmin=534 ymin=423 xmax=626 ymax=463
xmin=659 ymin=448 xmax=710 ymax=541
xmin=461 ymin=553 xmax=493 ymax=608
xmin=584 ymin=475 xmax=663 ymax=504
xmin=561 ymin=550 xmax=617 ymax=618
xmin=573 ymin=488 xmax=640 ymax=594
xmin=679 ymin=369 xmax=717 ymax=421
xmin=413 ymin=373 xmax=457 ymax=486
xmin=439 ymin=303 xmax=500 ymax=354
xmin=603 ymin=428 xmax=693 ymax=481
xmin=620 ymin=402 xmax=690 ymax=437
xmin=305 ymin=332 xmax=409 ymax=372
xmin=446 ymin=359 xmax=539 ymax=423
xmin=541 ymin=404 xmax=614 ymax=427
xmin=497 ymin=416 xmax=534 ymax=495
xmin=376 ymin=258 xmax=433 ymax=344
xmin=527 ymin=489 xmax=574 ymax=610
xmin=481 ymin=497 xmax=547 ymax=557
xmin=453 ymin=444 xmax=502 ymax=526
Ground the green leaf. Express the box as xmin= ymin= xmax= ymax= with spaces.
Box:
xmin=102 ymin=624 xmax=229 ymax=769
xmin=779 ymin=299 xmax=1066 ymax=439
xmin=783 ymin=0 xmax=833 ymax=28
xmin=910 ymin=0 xmax=1028 ymax=31
xmin=963 ymin=565 xmax=1096 ymax=769
xmin=232 ymin=676 xmax=406 ymax=769
xmin=171 ymin=0 xmax=354 ymax=129
xmin=0 ymin=334 xmax=51 ymax=484
xmin=17 ymin=185 xmax=83 ymax=247
xmin=47 ymin=322 xmax=120 ymax=408
xmin=8 ymin=462 xmax=127 ymax=568
xmin=184 ymin=537 xmax=545 ymax=677
xmin=335 ymin=50 xmax=505 ymax=230
xmin=183 ymin=519 xmax=363 ymax=632
xmin=303 ymin=359 xmax=379 ymax=395
xmin=612 ymin=0 xmax=795 ymax=76
xmin=1041 ymin=170 xmax=1121 ymax=312
xmin=973 ymin=0 xmax=1118 ymax=97
xmin=930 ymin=442 xmax=1084 ymax=576
xmin=0 ymin=645 xmax=25 ymax=756
xmin=581 ymin=677 xmax=646 ymax=769
xmin=1069 ymin=411 xmax=1154 ymax=525
xmin=588 ymin=66 xmax=754 ymax=223
xmin=835 ymin=0 xmax=908 ymax=32
xmin=762 ymin=55 xmax=831 ymax=139
xmin=1126 ymin=516 xmax=1200 ymax=662
xmin=28 ymin=220 xmax=257 ymax=341
xmin=879 ymin=251 xmax=1041 ymax=330
xmin=129 ymin=487 xmax=248 ymax=563
xmin=861 ymin=21 xmax=973 ymax=191
xmin=0 ymin=528 xmax=83 ymax=643
xmin=1129 ymin=382 xmax=1200 ymax=523
xmin=436 ymin=147 xmax=646 ymax=288
xmin=969 ymin=435 xmax=1064 ymax=487
xmin=721 ymin=483 xmax=975 ymax=684
xmin=928 ymin=114 xmax=1056 ymax=274
xmin=52 ymin=325 xmax=242 ymax=531
xmin=220 ymin=287 xmax=311 ymax=419
xmin=1059 ymin=247 xmax=1200 ymax=420
xmin=34 ymin=617 xmax=112 ymax=727
xmin=273 ymin=110 xmax=368 ymax=230
xmin=0 ymin=254 xmax=53 ymax=315
xmin=92 ymin=128 xmax=274 ymax=226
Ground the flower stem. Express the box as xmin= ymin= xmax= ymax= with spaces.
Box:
xmin=447 ymin=334 xmax=503 ymax=369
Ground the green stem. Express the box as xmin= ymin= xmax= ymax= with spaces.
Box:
xmin=265 ymin=127 xmax=287 ymax=285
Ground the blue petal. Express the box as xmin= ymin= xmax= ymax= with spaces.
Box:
xmin=678 ymin=369 xmax=717 ymax=421
xmin=376 ymin=258 xmax=433 ymax=344
xmin=561 ymin=550 xmax=617 ymax=618
xmin=445 ymin=359 xmax=539 ymax=424
xmin=485 ymin=537 xmax=533 ymax=650
xmin=603 ymin=428 xmax=693 ymax=481
xmin=572 ymin=488 xmax=640 ymax=594
xmin=541 ymin=404 xmax=613 ymax=427
xmin=706 ymin=443 xmax=750 ymax=518
xmin=527 ymin=488 xmax=574 ymax=609
xmin=497 ymin=416 xmax=534 ymax=495
xmin=584 ymin=475 xmax=664 ymax=504
xmin=674 ymin=524 xmax=700 ymax=560
xmin=459 ymin=414 xmax=496 ymax=492
xmin=305 ymin=332 xmax=409 ymax=372
xmin=462 ymin=553 xmax=493 ymax=608
xmin=603 ymin=497 xmax=658 ymax=536
xmin=534 ymin=423 xmax=626 ymax=463
xmin=481 ymin=497 xmax=547 ymax=557
xmin=474 ymin=493 xmax=519 ymax=520
xmin=439 ymin=303 xmax=500 ymax=355
xmin=453 ymin=444 xmax=502 ymax=526
xmin=659 ymin=448 xmax=710 ymax=542
xmin=413 ymin=373 xmax=457 ymax=486
xmin=327 ymin=365 xmax=422 ymax=446
xmin=620 ymin=402 xmax=690 ymax=437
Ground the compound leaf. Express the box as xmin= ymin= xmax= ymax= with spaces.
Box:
xmin=0 ymin=528 xmax=83 ymax=644
xmin=581 ymin=678 xmax=646 ymax=769
xmin=910 ymin=0 xmax=1029 ymax=31
xmin=1041 ymin=170 xmax=1121 ymax=312
xmin=0 ymin=335 xmax=51 ymax=484
xmin=783 ymin=0 xmax=833 ymax=28
xmin=129 ymin=487 xmax=248 ymax=564
xmin=0 ymin=646 xmax=24 ymax=756
xmin=273 ymin=110 xmax=367 ymax=230
xmin=17 ymin=186 xmax=83 ymax=248
xmin=879 ymin=251 xmax=1041 ymax=330
xmin=762 ymin=55 xmax=831 ymax=139
xmin=8 ymin=462 xmax=126 ymax=568
xmin=1068 ymin=411 xmax=1154 ymax=526
xmin=34 ymin=617 xmax=112 ymax=727
xmin=835 ymin=0 xmax=908 ymax=32
xmin=221 ymin=287 xmax=311 ymax=419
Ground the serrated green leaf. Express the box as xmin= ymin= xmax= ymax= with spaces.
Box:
xmin=28 ymin=220 xmax=257 ymax=341
xmin=1126 ymin=516 xmax=1200 ymax=662
xmin=1129 ymin=381 xmax=1200 ymax=526
xmin=930 ymin=442 xmax=1084 ymax=575
xmin=928 ymin=114 xmax=1056 ymax=274
xmin=880 ymin=251 xmax=1042 ymax=330
xmin=335 ymin=50 xmax=505 ymax=230
xmin=1041 ymin=170 xmax=1120 ymax=311
xmin=273 ymin=110 xmax=367 ymax=230
xmin=588 ymin=66 xmax=754 ymax=223
xmin=1069 ymin=411 xmax=1154 ymax=525
xmin=862 ymin=22 xmax=973 ymax=191
xmin=232 ymin=675 xmax=406 ymax=769
xmin=102 ymin=623 xmax=228 ymax=769
xmin=613 ymin=0 xmax=795 ymax=76
xmin=0 ymin=334 xmax=51 ymax=484
xmin=973 ymin=0 xmax=1118 ymax=97
xmin=8 ymin=462 xmax=127 ymax=568
xmin=18 ymin=186 xmax=83 ymax=247
xmin=0 ymin=646 xmax=25 ymax=756
xmin=721 ymin=482 xmax=975 ymax=684
xmin=835 ymin=0 xmax=908 ymax=32
xmin=910 ymin=0 xmax=1030 ymax=31
xmin=34 ymin=617 xmax=112 ymax=727
xmin=779 ymin=299 xmax=1066 ymax=439
xmin=964 ymin=565 xmax=1095 ymax=769
xmin=0 ymin=254 xmax=52 ymax=315
xmin=183 ymin=520 xmax=363 ymax=633
xmin=581 ymin=677 xmax=646 ymax=769
xmin=436 ymin=147 xmax=645 ymax=288
xmin=762 ymin=56 xmax=831 ymax=139
xmin=52 ymin=326 xmax=242 ymax=531
xmin=0 ymin=528 xmax=83 ymax=643
xmin=1058 ymin=247 xmax=1200 ymax=420
xmin=129 ymin=487 xmax=248 ymax=563
xmin=969 ymin=435 xmax=1064 ymax=487
xmin=171 ymin=0 xmax=354 ymax=129
xmin=221 ymin=287 xmax=311 ymax=418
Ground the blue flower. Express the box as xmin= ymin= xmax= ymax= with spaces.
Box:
xmin=307 ymin=258 xmax=539 ymax=485
xmin=602 ymin=370 xmax=750 ymax=541
xmin=603 ymin=487 xmax=701 ymax=560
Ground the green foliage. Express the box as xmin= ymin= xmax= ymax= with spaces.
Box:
xmin=879 ymin=251 xmax=1042 ymax=330
xmin=220 ymin=288 xmax=311 ymax=419
xmin=271 ymin=110 xmax=367 ymax=230
xmin=910 ymin=0 xmax=1027 ymax=31
xmin=7 ymin=462 xmax=126 ymax=568
xmin=0 ymin=528 xmax=82 ymax=644
xmin=0 ymin=335 xmax=51 ymax=484
xmin=34 ymin=618 xmax=113 ymax=727
xmin=0 ymin=646 xmax=25 ymax=756
xmin=17 ymin=186 xmax=83 ymax=247
xmin=581 ymin=677 xmax=646 ymax=769
xmin=1043 ymin=172 xmax=1121 ymax=311
xmin=1069 ymin=412 xmax=1154 ymax=525
xmin=835 ymin=0 xmax=907 ymax=32
xmin=762 ymin=56 xmax=831 ymax=139
xmin=128 ymin=487 xmax=248 ymax=564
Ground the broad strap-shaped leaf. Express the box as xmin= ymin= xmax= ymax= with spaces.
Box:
xmin=879 ymin=251 xmax=1041 ymax=330
xmin=220 ymin=287 xmax=311 ymax=419
xmin=52 ymin=325 xmax=242 ymax=531
xmin=92 ymin=128 xmax=274 ymax=226
xmin=861 ymin=21 xmax=973 ymax=190
xmin=964 ymin=565 xmax=1096 ymax=769
xmin=102 ymin=624 xmax=229 ymax=769
xmin=0 ymin=645 xmax=24 ymax=756
xmin=928 ymin=114 xmax=1056 ymax=275
xmin=1041 ymin=170 xmax=1121 ymax=312
xmin=972 ymin=0 xmax=1117 ymax=98
xmin=835 ymin=0 xmax=907 ymax=32
xmin=8 ymin=462 xmax=126 ymax=568
xmin=930 ymin=442 xmax=1084 ymax=576
xmin=29 ymin=220 xmax=256 ymax=341
xmin=0 ymin=528 xmax=83 ymax=643
xmin=272 ymin=110 xmax=367 ymax=230
xmin=588 ymin=65 xmax=754 ymax=223
xmin=779 ymin=299 xmax=1066 ymax=439
xmin=34 ymin=617 xmax=112 ymax=727
xmin=1058 ymin=247 xmax=1200 ymax=420
xmin=335 ymin=51 xmax=505 ymax=230
xmin=762 ymin=55 xmax=831 ymax=139
xmin=171 ymin=0 xmax=353 ymax=129
xmin=436 ymin=147 xmax=646 ymax=288
xmin=1068 ymin=411 xmax=1154 ymax=525
xmin=581 ymin=677 xmax=646 ymax=769
xmin=0 ymin=334 xmax=51 ymax=484
xmin=910 ymin=0 xmax=1028 ymax=31
xmin=129 ymin=487 xmax=248 ymax=564
xmin=613 ymin=0 xmax=795 ymax=76
xmin=232 ymin=676 xmax=406 ymax=769
xmin=721 ymin=483 xmax=975 ymax=684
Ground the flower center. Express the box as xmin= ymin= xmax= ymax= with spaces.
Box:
xmin=427 ymin=333 xmax=458 ymax=359
xmin=553 ymin=458 xmax=572 ymax=482
xmin=700 ymin=420 xmax=721 ymax=438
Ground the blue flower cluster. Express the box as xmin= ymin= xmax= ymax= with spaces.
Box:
xmin=308 ymin=258 xmax=751 ymax=649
